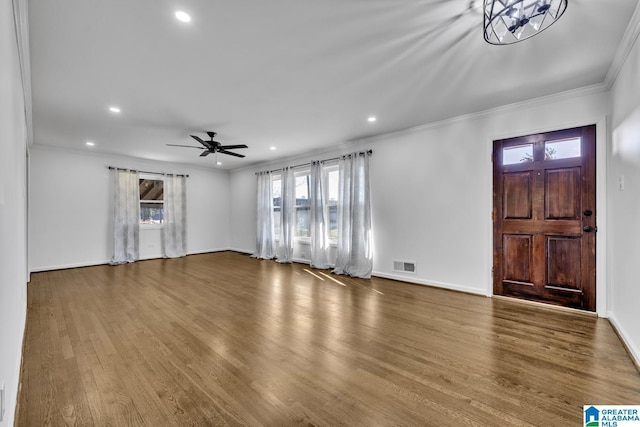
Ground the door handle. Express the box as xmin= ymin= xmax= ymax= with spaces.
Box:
xmin=583 ymin=225 xmax=594 ymax=233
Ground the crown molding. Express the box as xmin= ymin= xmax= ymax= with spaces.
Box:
xmin=12 ymin=0 xmax=33 ymax=146
xmin=603 ymin=0 xmax=640 ymax=89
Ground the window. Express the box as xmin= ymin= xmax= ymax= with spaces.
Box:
xmin=139 ymin=177 xmax=164 ymax=224
xmin=326 ymin=168 xmax=339 ymax=241
xmin=272 ymin=176 xmax=281 ymax=237
xmin=545 ymin=138 xmax=581 ymax=160
xmin=503 ymin=139 xmax=581 ymax=165
xmin=503 ymin=144 xmax=533 ymax=165
xmin=295 ymin=174 xmax=310 ymax=238
xmin=271 ymin=164 xmax=339 ymax=242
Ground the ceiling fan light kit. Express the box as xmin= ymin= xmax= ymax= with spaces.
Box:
xmin=167 ymin=131 xmax=248 ymax=159
xmin=484 ymin=0 xmax=567 ymax=45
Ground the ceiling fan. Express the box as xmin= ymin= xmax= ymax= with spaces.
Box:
xmin=167 ymin=131 xmax=248 ymax=158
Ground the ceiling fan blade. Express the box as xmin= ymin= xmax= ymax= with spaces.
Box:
xmin=167 ymin=144 xmax=205 ymax=149
xmin=218 ymin=144 xmax=248 ymax=150
xmin=190 ymin=135 xmax=212 ymax=149
xmin=218 ymin=149 xmax=245 ymax=158
xmin=206 ymin=131 xmax=216 ymax=139
xmin=199 ymin=150 xmax=211 ymax=157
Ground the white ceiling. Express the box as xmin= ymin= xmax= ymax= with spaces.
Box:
xmin=28 ymin=0 xmax=639 ymax=170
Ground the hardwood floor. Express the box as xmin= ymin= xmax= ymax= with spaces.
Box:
xmin=17 ymin=252 xmax=640 ymax=426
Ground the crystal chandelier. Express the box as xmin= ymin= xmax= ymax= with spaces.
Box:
xmin=484 ymin=0 xmax=568 ymax=45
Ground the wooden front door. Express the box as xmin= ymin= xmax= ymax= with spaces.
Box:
xmin=493 ymin=125 xmax=596 ymax=311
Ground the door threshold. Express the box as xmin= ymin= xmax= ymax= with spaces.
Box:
xmin=492 ymin=295 xmax=598 ymax=318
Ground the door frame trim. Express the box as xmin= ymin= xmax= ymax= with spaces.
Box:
xmin=485 ymin=116 xmax=608 ymax=317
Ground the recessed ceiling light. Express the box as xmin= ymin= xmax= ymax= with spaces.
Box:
xmin=367 ymin=116 xmax=377 ymax=123
xmin=85 ymin=141 xmax=95 ymax=146
xmin=175 ymin=11 xmax=191 ymax=22
xmin=109 ymin=106 xmax=121 ymax=113
xmin=270 ymin=146 xmax=276 ymax=150
xmin=216 ymin=161 xmax=222 ymax=166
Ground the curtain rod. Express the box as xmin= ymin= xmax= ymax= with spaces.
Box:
xmin=256 ymin=149 xmax=372 ymax=175
xmin=107 ymin=166 xmax=189 ymax=177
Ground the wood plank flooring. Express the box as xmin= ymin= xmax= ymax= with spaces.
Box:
xmin=17 ymin=251 xmax=640 ymax=426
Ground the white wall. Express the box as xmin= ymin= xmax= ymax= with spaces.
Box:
xmin=230 ymin=89 xmax=609 ymax=298
xmin=29 ymin=146 xmax=230 ymax=271
xmin=608 ymin=28 xmax=640 ymax=365
xmin=0 ymin=1 xmax=29 ymax=425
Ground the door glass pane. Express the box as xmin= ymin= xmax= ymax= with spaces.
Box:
xmin=545 ymin=138 xmax=581 ymax=160
xmin=503 ymin=144 xmax=533 ymax=165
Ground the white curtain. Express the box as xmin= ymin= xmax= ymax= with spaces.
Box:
xmin=110 ymin=169 xmax=140 ymax=265
xmin=162 ymin=174 xmax=187 ymax=258
xmin=333 ymin=152 xmax=373 ymax=278
xmin=309 ymin=161 xmax=330 ymax=269
xmin=253 ymin=171 xmax=276 ymax=259
xmin=276 ymin=166 xmax=295 ymax=263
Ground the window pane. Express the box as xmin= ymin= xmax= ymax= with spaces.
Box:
xmin=139 ymin=179 xmax=163 ymax=200
xmin=273 ymin=207 xmax=281 ymax=238
xmin=324 ymin=169 xmax=339 ymax=241
xmin=140 ymin=204 xmax=164 ymax=224
xmin=503 ymin=144 xmax=533 ymax=165
xmin=327 ymin=170 xmax=338 ymax=203
xmin=296 ymin=206 xmax=310 ymax=237
xmin=295 ymin=175 xmax=310 ymax=237
xmin=545 ymin=138 xmax=581 ymax=160
xmin=272 ymin=178 xmax=281 ymax=237
xmin=139 ymin=178 xmax=164 ymax=224
xmin=328 ymin=205 xmax=338 ymax=240
xmin=272 ymin=178 xmax=281 ymax=205
xmin=295 ymin=175 xmax=309 ymax=201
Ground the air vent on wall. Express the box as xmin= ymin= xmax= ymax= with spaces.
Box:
xmin=393 ymin=260 xmax=416 ymax=274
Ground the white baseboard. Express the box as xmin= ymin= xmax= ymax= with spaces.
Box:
xmin=30 ymin=248 xmax=234 ymax=272
xmin=607 ymin=312 xmax=640 ymax=370
xmin=186 ymin=248 xmax=229 ymax=256
xmin=30 ymin=259 xmax=108 ymax=272
xmin=139 ymin=254 xmax=163 ymax=261
xmin=228 ymin=247 xmax=254 ymax=255
xmin=372 ymin=271 xmax=488 ymax=296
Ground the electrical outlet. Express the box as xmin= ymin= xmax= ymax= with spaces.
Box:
xmin=1 ymin=381 xmax=5 ymax=422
